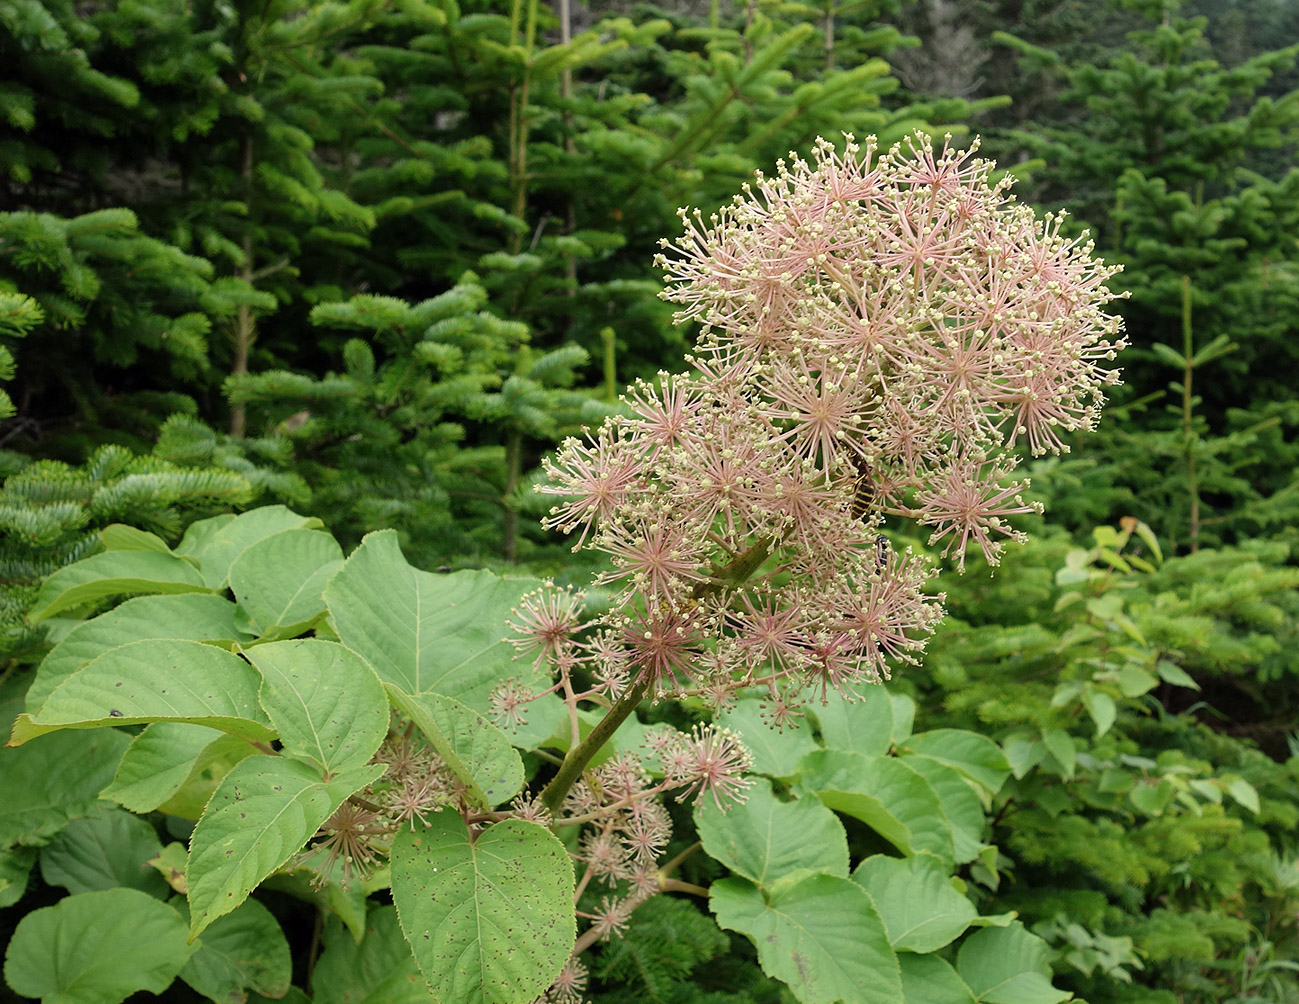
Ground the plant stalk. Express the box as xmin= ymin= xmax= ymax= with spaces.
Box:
xmin=540 ymin=679 xmax=649 ymax=812
xmin=1181 ymin=274 xmax=1199 ymax=551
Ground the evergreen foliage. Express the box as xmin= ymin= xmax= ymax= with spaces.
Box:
xmin=922 ymin=524 xmax=1299 ymax=1003
xmin=0 ymin=439 xmax=269 ymax=663
xmin=991 ymin=4 xmax=1299 ymax=548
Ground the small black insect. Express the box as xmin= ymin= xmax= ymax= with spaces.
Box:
xmin=874 ymin=534 xmax=890 ymax=571
xmin=109 ymin=709 xmax=123 ymax=717
xmin=848 ymin=455 xmax=874 ymax=522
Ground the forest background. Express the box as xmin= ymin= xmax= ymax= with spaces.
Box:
xmin=2 ymin=0 xmax=1299 ymax=1001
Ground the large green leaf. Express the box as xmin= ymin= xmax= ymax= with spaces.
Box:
xmin=0 ymin=729 xmax=132 ymax=849
xmin=902 ymin=731 xmax=1011 ymax=800
xmin=324 ymin=531 xmax=541 ymax=708
xmin=710 ymin=873 xmax=901 ymax=1004
xmin=898 ymin=754 xmax=987 ymax=865
xmin=176 ymin=514 xmax=237 ymax=559
xmin=3 ymin=888 xmax=197 ymax=1004
xmin=10 ymin=639 xmax=274 ymax=746
xmin=385 ymin=686 xmax=524 ymax=809
xmin=38 ymin=806 xmax=167 ymax=897
xmin=716 ymin=698 xmax=817 ymax=776
xmin=391 ymin=814 xmax=574 ymax=1004
xmin=186 ymin=756 xmax=383 ymax=939
xmin=25 ymin=594 xmax=248 ymax=716
xmin=313 ymin=907 xmax=426 ymax=1004
xmin=102 ymin=723 xmax=255 ymax=815
xmin=852 ymin=854 xmax=977 ymax=952
xmin=695 ymin=777 xmax=848 ymax=888
xmin=193 ymin=506 xmax=322 ymax=591
xmin=29 ymin=551 xmax=210 ymax=622
xmin=246 ymin=640 xmax=388 ymax=775
xmin=955 ymin=924 xmax=1070 ymax=1004
xmin=809 ymin=686 xmax=894 ymax=756
xmin=179 ymin=898 xmax=293 ymax=1004
xmin=899 ymin=955 xmax=977 ymax=1004
xmin=229 ymin=529 xmax=343 ymax=635
xmin=798 ymin=750 xmax=954 ymax=864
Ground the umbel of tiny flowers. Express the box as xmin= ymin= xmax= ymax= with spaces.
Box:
xmin=516 ymin=132 xmax=1124 ymax=748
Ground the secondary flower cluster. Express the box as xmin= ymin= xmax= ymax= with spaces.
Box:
xmin=526 ymin=133 xmax=1124 ymax=712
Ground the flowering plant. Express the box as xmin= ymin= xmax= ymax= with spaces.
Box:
xmin=3 ymin=134 xmax=1122 ymax=1004
xmin=513 ymin=130 xmax=1126 ymax=794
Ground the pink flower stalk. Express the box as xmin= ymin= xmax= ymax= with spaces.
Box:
xmin=528 ymin=131 xmax=1123 ymax=711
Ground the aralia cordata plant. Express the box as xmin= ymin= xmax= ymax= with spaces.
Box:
xmin=519 ymin=130 xmax=1125 ymax=727
xmin=497 ymin=133 xmax=1126 ymax=998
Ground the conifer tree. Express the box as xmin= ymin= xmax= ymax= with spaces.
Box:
xmin=992 ymin=3 xmax=1299 ymax=549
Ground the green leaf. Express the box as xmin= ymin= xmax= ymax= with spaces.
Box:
xmin=147 ymin=842 xmax=190 ymax=893
xmin=1156 ymin=661 xmax=1199 ymax=690
xmin=890 ymin=695 xmax=916 ymax=744
xmin=1082 ymin=691 xmax=1117 ymax=737
xmin=956 ymin=923 xmax=1069 ymax=1004
xmin=391 ymin=814 xmax=574 ymax=1004
xmin=29 ymin=551 xmax=210 ymax=622
xmin=898 ymin=755 xmax=987 ymax=864
xmin=229 ymin=529 xmax=343 ymax=635
xmin=695 ymin=777 xmax=848 ymax=888
xmin=901 ymin=731 xmax=1010 ymax=796
xmin=10 ymin=639 xmax=275 ymax=746
xmin=103 ymin=723 xmax=255 ymax=814
xmin=176 ymin=515 xmax=237 ymax=559
xmin=187 ymin=756 xmax=384 ymax=939
xmin=899 ymin=954 xmax=977 ymax=1004
xmin=194 ymin=506 xmax=323 ymax=591
xmin=1225 ymin=776 xmax=1261 ymax=814
xmin=385 ymin=686 xmax=524 ymax=809
xmin=313 ymin=907 xmax=426 ymax=1004
xmin=179 ymin=898 xmax=292 ymax=1004
xmin=0 ymin=846 xmax=37 ymax=908
xmin=0 ymin=729 xmax=132 ymax=849
xmin=717 ymin=698 xmax=817 ymax=776
xmin=1001 ymin=736 xmax=1045 ymax=779
xmin=101 ymin=525 xmax=173 ymax=554
xmin=852 ymin=854 xmax=977 ymax=952
xmin=246 ymin=640 xmax=388 ymax=775
xmin=1128 ymin=779 xmax=1173 ymax=816
xmin=38 ymin=806 xmax=167 ymax=897
xmin=809 ymin=686 xmax=894 ymax=756
xmin=325 ymin=531 xmax=542 ymax=709
xmin=25 ymin=594 xmax=249 ymax=716
xmin=798 ymin=750 xmax=954 ymax=865
xmin=710 ymin=873 xmax=901 ymax=1004
xmin=1117 ymin=664 xmax=1158 ymax=697
xmin=1041 ymin=729 xmax=1076 ymax=780
xmin=3 ymin=888 xmax=197 ymax=1004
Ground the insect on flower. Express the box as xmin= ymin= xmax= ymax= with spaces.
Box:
xmin=848 ymin=455 xmax=874 ymax=522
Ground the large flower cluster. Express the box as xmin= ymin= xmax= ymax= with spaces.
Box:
xmin=527 ymin=133 xmax=1123 ymax=713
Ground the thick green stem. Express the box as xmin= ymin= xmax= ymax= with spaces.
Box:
xmin=540 ymin=535 xmax=773 ymax=812
xmin=541 ymin=680 xmax=648 ymax=812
